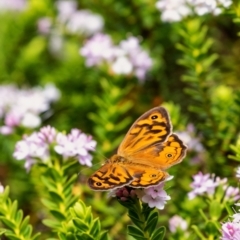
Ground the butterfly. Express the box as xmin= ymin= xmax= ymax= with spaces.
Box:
xmin=88 ymin=107 xmax=187 ymax=191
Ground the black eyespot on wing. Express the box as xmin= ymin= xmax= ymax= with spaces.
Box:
xmin=96 ymin=182 xmax=102 ymax=186
xmin=166 ymin=153 xmax=173 ymax=158
xmin=151 ymin=115 xmax=158 ymax=120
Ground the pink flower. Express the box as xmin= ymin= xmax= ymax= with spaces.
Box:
xmin=169 ymin=215 xmax=188 ymax=233
xmin=188 ymin=172 xmax=226 ymax=199
xmin=140 ymin=182 xmax=171 ymax=209
xmin=221 ymin=222 xmax=240 ymax=240
xmin=54 ymin=129 xmax=96 ymax=166
xmin=13 ymin=126 xmax=96 ymax=170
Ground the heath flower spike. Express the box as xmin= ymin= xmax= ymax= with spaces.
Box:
xmin=188 ymin=172 xmax=227 ymax=199
xmin=13 ymin=126 xmax=96 ymax=171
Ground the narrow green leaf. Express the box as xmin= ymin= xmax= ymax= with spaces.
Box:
xmin=89 ymin=218 xmax=100 ymax=236
xmin=0 ymin=228 xmax=7 ymax=235
xmin=49 ymin=210 xmax=66 ymax=221
xmin=85 ymin=207 xmax=93 ymax=224
xmin=152 ymin=226 xmax=166 ymax=240
xmin=41 ymin=198 xmax=57 ymax=210
xmin=77 ymin=233 xmax=94 ymax=240
xmin=144 ymin=216 xmax=158 ymax=234
xmin=20 ymin=225 xmax=32 ymax=238
xmin=99 ymin=231 xmax=109 ymax=240
xmin=128 ymin=225 xmax=145 ymax=239
xmin=72 ymin=218 xmax=89 ymax=232
xmin=42 ymin=219 xmax=62 ymax=229
xmin=0 ymin=217 xmax=16 ymax=229
xmin=19 ymin=216 xmax=29 ymax=232
xmin=4 ymin=232 xmax=22 ymax=240
xmin=10 ymin=201 xmax=18 ymax=220
xmin=15 ymin=210 xmax=23 ymax=228
xmin=49 ymin=191 xmax=64 ymax=203
xmin=73 ymin=201 xmax=86 ymax=218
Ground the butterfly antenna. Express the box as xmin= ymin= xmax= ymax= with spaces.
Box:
xmin=77 ymin=146 xmax=109 ymax=176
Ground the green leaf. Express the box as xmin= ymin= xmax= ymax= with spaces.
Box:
xmin=0 ymin=228 xmax=7 ymax=235
xmin=0 ymin=217 xmax=16 ymax=229
xmin=99 ymin=231 xmax=109 ymax=240
xmin=42 ymin=219 xmax=62 ymax=229
xmin=144 ymin=215 xmax=158 ymax=234
xmin=4 ymin=232 xmax=22 ymax=240
xmin=73 ymin=201 xmax=86 ymax=218
xmin=49 ymin=191 xmax=64 ymax=203
xmin=72 ymin=218 xmax=89 ymax=232
xmin=49 ymin=210 xmax=66 ymax=221
xmin=19 ymin=216 xmax=29 ymax=232
xmin=128 ymin=225 xmax=146 ymax=239
xmin=152 ymin=226 xmax=165 ymax=240
xmin=76 ymin=233 xmax=94 ymax=240
xmin=89 ymin=218 xmax=100 ymax=236
xmin=41 ymin=198 xmax=57 ymax=209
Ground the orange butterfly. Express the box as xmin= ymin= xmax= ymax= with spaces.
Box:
xmin=88 ymin=107 xmax=187 ymax=190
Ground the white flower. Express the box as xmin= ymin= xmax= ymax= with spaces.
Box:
xmin=236 ymin=166 xmax=240 ymax=179
xmin=0 ymin=183 xmax=4 ymax=193
xmin=56 ymin=0 xmax=77 ymax=23
xmin=66 ymin=10 xmax=104 ymax=36
xmin=21 ymin=112 xmax=41 ymax=128
xmin=111 ymin=56 xmax=133 ymax=75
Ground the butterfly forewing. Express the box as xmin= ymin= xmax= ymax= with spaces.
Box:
xmin=127 ymin=134 xmax=187 ymax=169
xmin=118 ymin=107 xmax=172 ymax=156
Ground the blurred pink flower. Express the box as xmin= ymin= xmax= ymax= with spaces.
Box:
xmin=0 ymin=84 xmax=60 ymax=134
xmin=80 ymin=34 xmax=152 ymax=81
xmin=188 ymin=172 xmax=226 ymax=199
xmin=0 ymin=0 xmax=27 ymax=12
xmin=169 ymin=215 xmax=188 ymax=233
xmin=37 ymin=17 xmax=52 ymax=35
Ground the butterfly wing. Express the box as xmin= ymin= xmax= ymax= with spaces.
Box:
xmin=128 ymin=134 xmax=187 ymax=169
xmin=118 ymin=107 xmax=172 ymax=156
xmin=88 ymin=161 xmax=134 ymax=190
xmin=88 ymin=159 xmax=169 ymax=190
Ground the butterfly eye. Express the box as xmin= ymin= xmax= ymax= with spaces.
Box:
xmin=151 ymin=115 xmax=158 ymax=120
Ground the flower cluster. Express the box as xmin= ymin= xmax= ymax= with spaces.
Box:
xmin=188 ymin=172 xmax=240 ymax=201
xmin=110 ymin=178 xmax=172 ymax=210
xmin=0 ymin=84 xmax=60 ymax=135
xmin=156 ymin=0 xmax=232 ymax=22
xmin=0 ymin=0 xmax=27 ymax=12
xmin=176 ymin=123 xmax=205 ymax=164
xmin=38 ymin=0 xmax=104 ymax=37
xmin=13 ymin=126 xmax=96 ymax=171
xmin=80 ymin=34 xmax=153 ymax=81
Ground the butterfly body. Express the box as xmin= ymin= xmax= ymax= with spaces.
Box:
xmin=88 ymin=107 xmax=187 ymax=191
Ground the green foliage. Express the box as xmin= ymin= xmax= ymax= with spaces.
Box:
xmin=119 ymin=198 xmax=165 ymax=240
xmin=89 ymin=78 xmax=134 ymax=156
xmin=0 ymin=186 xmax=40 ymax=240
